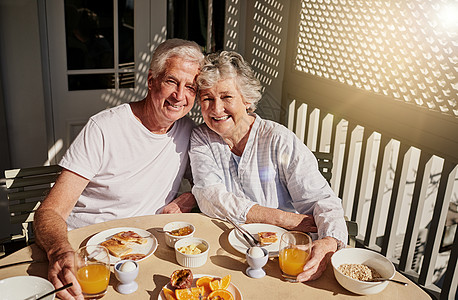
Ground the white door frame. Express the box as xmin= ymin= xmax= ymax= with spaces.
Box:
xmin=37 ymin=0 xmax=167 ymax=164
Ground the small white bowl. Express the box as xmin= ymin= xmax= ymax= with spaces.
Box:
xmin=331 ymin=248 xmax=395 ymax=295
xmin=163 ymin=221 xmax=195 ymax=248
xmin=174 ymin=237 xmax=209 ymax=268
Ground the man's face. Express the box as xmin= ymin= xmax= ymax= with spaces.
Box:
xmin=148 ymin=56 xmax=200 ymax=128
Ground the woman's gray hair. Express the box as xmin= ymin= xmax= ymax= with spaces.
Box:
xmin=197 ymin=51 xmax=262 ymax=112
xmin=150 ymin=39 xmax=204 ymax=79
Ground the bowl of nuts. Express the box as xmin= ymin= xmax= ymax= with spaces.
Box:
xmin=331 ymin=248 xmax=396 ymax=295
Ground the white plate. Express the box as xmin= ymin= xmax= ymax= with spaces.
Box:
xmin=158 ymin=274 xmax=243 ymax=300
xmin=86 ymin=227 xmax=158 ymax=264
xmin=228 ymin=223 xmax=288 ymax=257
xmin=0 ymin=276 xmax=55 ymax=300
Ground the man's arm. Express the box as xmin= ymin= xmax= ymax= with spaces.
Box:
xmin=161 ymin=192 xmax=197 ymax=214
xmin=245 ymin=205 xmax=317 ymax=232
xmin=34 ymin=169 xmax=89 ymax=300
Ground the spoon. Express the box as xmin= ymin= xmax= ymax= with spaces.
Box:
xmin=155 ymin=229 xmax=174 ymax=234
xmin=367 ymin=278 xmax=408 ymax=286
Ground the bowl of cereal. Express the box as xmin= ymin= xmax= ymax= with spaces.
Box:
xmin=174 ymin=237 xmax=209 ymax=268
xmin=331 ymin=248 xmax=395 ymax=295
xmin=163 ymin=221 xmax=195 ymax=248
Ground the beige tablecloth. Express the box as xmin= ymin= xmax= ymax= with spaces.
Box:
xmin=0 ymin=213 xmax=431 ymax=299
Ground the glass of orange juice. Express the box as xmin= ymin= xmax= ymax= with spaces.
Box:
xmin=75 ymin=245 xmax=111 ymax=299
xmin=279 ymin=231 xmax=312 ymax=282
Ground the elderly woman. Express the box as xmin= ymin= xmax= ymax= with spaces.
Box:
xmin=189 ymin=51 xmax=347 ymax=281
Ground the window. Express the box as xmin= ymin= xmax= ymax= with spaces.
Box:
xmin=64 ymin=0 xmax=135 ymax=90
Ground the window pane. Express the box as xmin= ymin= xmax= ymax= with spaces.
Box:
xmin=68 ymin=74 xmax=115 ymax=90
xmin=167 ymin=0 xmax=225 ymax=52
xmin=119 ymin=72 xmax=135 ymax=88
xmin=119 ymin=0 xmax=135 ymax=69
xmin=65 ymin=0 xmax=114 ymax=70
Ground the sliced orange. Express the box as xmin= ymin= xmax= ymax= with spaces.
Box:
xmin=196 ymin=276 xmax=213 ymax=295
xmin=209 ymin=275 xmax=231 ymax=291
xmin=162 ymin=287 xmax=177 ymax=300
xmin=209 ymin=278 xmax=221 ymax=291
xmin=207 ymin=289 xmax=234 ymax=300
xmin=175 ymin=286 xmax=204 ymax=300
xmin=219 ymin=275 xmax=231 ymax=290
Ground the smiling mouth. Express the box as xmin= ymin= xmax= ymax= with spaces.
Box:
xmin=212 ymin=116 xmax=230 ymax=121
xmin=167 ymin=101 xmax=184 ymax=109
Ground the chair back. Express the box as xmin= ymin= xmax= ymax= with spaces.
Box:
xmin=4 ymin=165 xmax=62 ymax=243
xmin=312 ymin=151 xmax=333 ymax=184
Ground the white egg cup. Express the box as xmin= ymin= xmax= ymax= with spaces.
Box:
xmin=245 ymin=247 xmax=269 ymax=278
xmin=114 ymin=260 xmax=139 ymax=294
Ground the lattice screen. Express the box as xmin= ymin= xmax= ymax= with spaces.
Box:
xmin=295 ymin=0 xmax=458 ymax=117
xmin=249 ymin=0 xmax=285 ymax=121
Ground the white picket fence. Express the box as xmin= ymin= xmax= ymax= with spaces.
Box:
xmin=286 ymin=99 xmax=457 ymax=299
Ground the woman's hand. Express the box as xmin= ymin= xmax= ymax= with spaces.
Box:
xmin=295 ymin=236 xmax=338 ymax=282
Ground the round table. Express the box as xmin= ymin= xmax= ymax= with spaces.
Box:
xmin=0 ymin=213 xmax=431 ymax=299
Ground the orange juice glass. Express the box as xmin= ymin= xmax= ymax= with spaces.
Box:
xmin=75 ymin=245 xmax=110 ymax=298
xmin=279 ymin=231 xmax=312 ymax=282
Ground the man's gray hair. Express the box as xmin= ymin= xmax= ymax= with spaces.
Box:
xmin=197 ymin=51 xmax=262 ymax=112
xmin=150 ymin=39 xmax=204 ymax=79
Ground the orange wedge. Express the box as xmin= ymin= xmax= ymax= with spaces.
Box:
xmin=162 ymin=287 xmax=177 ymax=300
xmin=219 ymin=275 xmax=231 ymax=290
xmin=207 ymin=289 xmax=234 ymax=300
xmin=196 ymin=276 xmax=213 ymax=295
xmin=209 ymin=275 xmax=231 ymax=291
xmin=175 ymin=286 xmax=204 ymax=300
xmin=209 ymin=278 xmax=221 ymax=291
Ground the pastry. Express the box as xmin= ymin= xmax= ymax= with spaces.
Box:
xmin=100 ymin=239 xmax=133 ymax=257
xmin=258 ymin=231 xmax=278 ymax=246
xmin=112 ymin=230 xmax=147 ymax=244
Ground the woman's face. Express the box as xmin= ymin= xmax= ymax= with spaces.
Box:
xmin=199 ymin=77 xmax=251 ymax=139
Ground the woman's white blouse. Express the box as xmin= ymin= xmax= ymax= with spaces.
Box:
xmin=189 ymin=115 xmax=348 ymax=244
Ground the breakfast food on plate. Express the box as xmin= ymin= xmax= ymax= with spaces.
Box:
xmin=112 ymin=230 xmax=148 ymax=244
xmin=165 ymin=270 xmax=234 ymax=300
xmin=258 ymin=231 xmax=278 ymax=246
xmin=169 ymin=226 xmax=194 ymax=236
xmin=120 ymin=253 xmax=146 ymax=261
xmin=170 ymin=269 xmax=193 ymax=289
xmin=99 ymin=230 xmax=149 ymax=260
xmin=338 ymin=263 xmax=382 ymax=282
xmin=177 ymin=243 xmax=207 ymax=255
xmin=207 ymin=289 xmax=234 ymax=300
xmin=100 ymin=239 xmax=132 ymax=257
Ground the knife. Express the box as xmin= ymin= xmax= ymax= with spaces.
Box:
xmin=226 ymin=217 xmax=258 ymax=247
xmin=0 ymin=260 xmax=35 ymax=269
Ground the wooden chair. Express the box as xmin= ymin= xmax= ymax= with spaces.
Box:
xmin=4 ymin=165 xmax=62 ymax=244
xmin=312 ymin=151 xmax=358 ymax=245
xmin=312 ymin=151 xmax=333 ymax=184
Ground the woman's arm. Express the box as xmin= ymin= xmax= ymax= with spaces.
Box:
xmin=245 ymin=205 xmax=317 ymax=232
xmin=189 ymin=126 xmax=256 ymax=222
xmin=278 ymin=131 xmax=348 ymax=245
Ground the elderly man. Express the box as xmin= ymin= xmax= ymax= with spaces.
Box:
xmin=34 ymin=39 xmax=204 ymax=299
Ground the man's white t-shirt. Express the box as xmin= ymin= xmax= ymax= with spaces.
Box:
xmin=59 ymin=103 xmax=195 ymax=230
